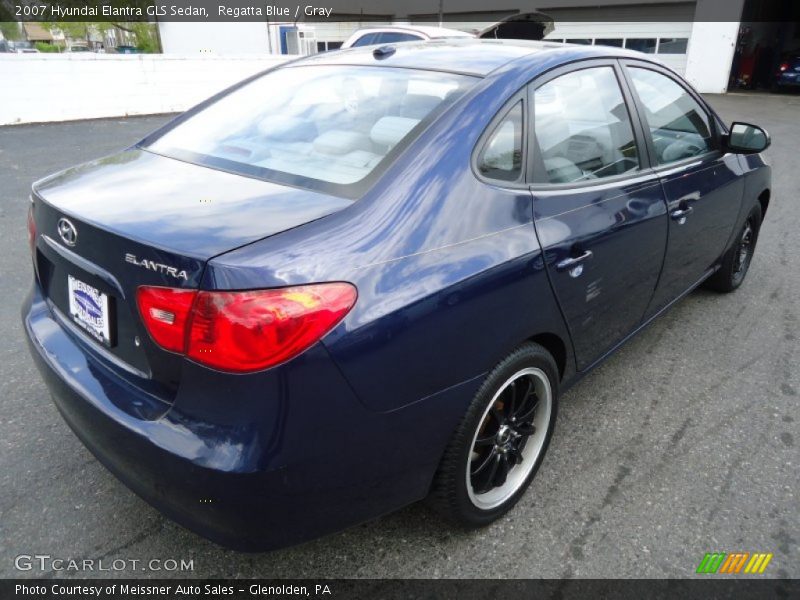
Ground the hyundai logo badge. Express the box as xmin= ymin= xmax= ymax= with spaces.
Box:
xmin=57 ymin=217 xmax=78 ymax=247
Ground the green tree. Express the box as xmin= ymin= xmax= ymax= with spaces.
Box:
xmin=38 ymin=0 xmax=161 ymax=50
xmin=44 ymin=21 xmax=160 ymax=53
xmin=0 ymin=21 xmax=22 ymax=41
xmin=0 ymin=0 xmax=16 ymax=23
xmin=47 ymin=21 xmax=115 ymax=46
xmin=129 ymin=22 xmax=159 ymax=53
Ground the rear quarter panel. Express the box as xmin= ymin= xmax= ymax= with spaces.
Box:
xmin=204 ymin=64 xmax=575 ymax=413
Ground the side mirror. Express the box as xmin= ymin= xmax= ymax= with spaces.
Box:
xmin=725 ymin=122 xmax=771 ymax=154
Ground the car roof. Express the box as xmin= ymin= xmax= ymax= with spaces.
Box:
xmin=352 ymin=25 xmax=472 ymax=38
xmin=295 ymin=38 xmax=646 ymax=77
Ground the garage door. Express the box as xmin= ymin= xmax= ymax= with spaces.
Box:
xmin=540 ymin=2 xmax=696 ymax=75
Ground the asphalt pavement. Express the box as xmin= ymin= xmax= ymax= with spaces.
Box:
xmin=0 ymin=94 xmax=797 ymax=579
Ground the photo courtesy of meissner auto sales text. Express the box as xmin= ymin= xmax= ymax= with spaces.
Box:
xmin=1 ymin=0 xmax=798 ymax=597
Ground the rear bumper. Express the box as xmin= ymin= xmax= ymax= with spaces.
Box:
xmin=23 ymin=283 xmax=478 ymax=551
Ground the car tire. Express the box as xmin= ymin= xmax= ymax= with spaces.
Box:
xmin=705 ymin=204 xmax=762 ymax=293
xmin=428 ymin=343 xmax=559 ymax=526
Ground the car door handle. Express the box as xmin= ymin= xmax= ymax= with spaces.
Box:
xmin=556 ymin=250 xmax=593 ymax=272
xmin=670 ymin=206 xmax=694 ymax=222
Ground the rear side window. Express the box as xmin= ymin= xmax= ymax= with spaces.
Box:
xmin=476 ymin=102 xmax=523 ymax=182
xmin=533 ymin=66 xmax=639 ymax=184
xmin=147 ymin=66 xmax=476 ymax=196
xmin=376 ymin=32 xmax=423 ymax=44
xmin=351 ymin=33 xmax=379 ymax=47
xmin=627 ymin=67 xmax=714 ymax=165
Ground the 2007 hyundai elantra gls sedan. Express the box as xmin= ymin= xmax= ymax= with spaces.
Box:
xmin=23 ymin=40 xmax=771 ymax=550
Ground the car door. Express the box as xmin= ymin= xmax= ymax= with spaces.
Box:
xmin=620 ymin=61 xmax=744 ymax=316
xmin=529 ymin=60 xmax=669 ymax=371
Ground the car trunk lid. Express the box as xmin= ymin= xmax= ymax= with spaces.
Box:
xmin=31 ymin=149 xmax=352 ymax=398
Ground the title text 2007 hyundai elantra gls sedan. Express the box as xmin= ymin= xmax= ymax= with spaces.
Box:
xmin=23 ymin=40 xmax=771 ymax=550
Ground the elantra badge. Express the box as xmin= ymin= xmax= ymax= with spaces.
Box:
xmin=125 ymin=253 xmax=189 ymax=281
xmin=57 ymin=218 xmax=78 ymax=246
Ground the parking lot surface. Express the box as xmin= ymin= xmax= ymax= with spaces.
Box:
xmin=0 ymin=94 xmax=798 ymax=579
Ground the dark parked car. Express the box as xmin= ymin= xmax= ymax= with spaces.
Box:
xmin=774 ymin=53 xmax=800 ymax=91
xmin=23 ymin=40 xmax=771 ymax=550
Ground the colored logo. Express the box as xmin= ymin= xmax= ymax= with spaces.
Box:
xmin=74 ymin=289 xmax=103 ymax=321
xmin=696 ymin=552 xmax=773 ymax=574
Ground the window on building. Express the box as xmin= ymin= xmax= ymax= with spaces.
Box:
xmin=625 ymin=38 xmax=657 ymax=54
xmin=317 ymin=41 xmax=345 ymax=52
xmin=595 ymin=39 xmax=624 ymax=48
xmin=657 ymin=38 xmax=688 ymax=54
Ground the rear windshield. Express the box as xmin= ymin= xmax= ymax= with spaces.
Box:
xmin=146 ymin=65 xmax=477 ymax=197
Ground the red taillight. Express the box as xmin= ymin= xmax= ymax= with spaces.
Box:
xmin=779 ymin=63 xmax=789 ymax=72
xmin=136 ymin=283 xmax=357 ymax=373
xmin=137 ymin=287 xmax=197 ymax=353
xmin=27 ymin=204 xmax=36 ymax=256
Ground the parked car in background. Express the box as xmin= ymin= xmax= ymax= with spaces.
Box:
xmin=341 ymin=25 xmax=471 ymax=48
xmin=10 ymin=41 xmax=39 ymax=53
xmin=24 ymin=39 xmax=771 ymax=551
xmin=116 ymin=45 xmax=141 ymax=54
xmin=66 ymin=45 xmax=91 ymax=53
xmin=774 ymin=52 xmax=800 ymax=91
xmin=342 ymin=12 xmax=554 ymax=48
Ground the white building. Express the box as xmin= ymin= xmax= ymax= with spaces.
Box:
xmin=157 ymin=0 xmax=799 ymax=94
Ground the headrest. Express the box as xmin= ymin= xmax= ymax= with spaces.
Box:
xmin=401 ymin=94 xmax=441 ymax=118
xmin=370 ymin=116 xmax=420 ymax=148
xmin=313 ymin=130 xmax=371 ymax=155
xmin=543 ymin=157 xmax=582 ymax=184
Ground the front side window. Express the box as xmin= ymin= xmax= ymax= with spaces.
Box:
xmin=628 ymin=67 xmax=713 ymax=165
xmin=533 ymin=66 xmax=640 ymax=184
xmin=476 ymin=102 xmax=523 ymax=182
xmin=147 ymin=66 xmax=476 ymax=194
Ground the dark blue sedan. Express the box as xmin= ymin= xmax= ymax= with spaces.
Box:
xmin=774 ymin=53 xmax=800 ymax=91
xmin=23 ymin=40 xmax=772 ymax=550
